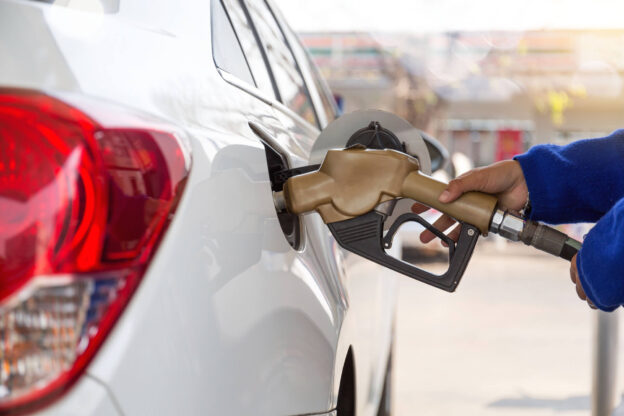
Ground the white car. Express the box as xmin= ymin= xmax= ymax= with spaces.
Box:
xmin=0 ymin=0 xmax=398 ymax=415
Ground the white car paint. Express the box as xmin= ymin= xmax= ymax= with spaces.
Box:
xmin=0 ymin=0 xmax=397 ymax=415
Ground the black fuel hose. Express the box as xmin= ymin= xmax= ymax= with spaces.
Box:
xmin=520 ymin=220 xmax=582 ymax=261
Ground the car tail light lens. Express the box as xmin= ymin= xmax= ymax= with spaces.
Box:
xmin=0 ymin=89 xmax=190 ymax=413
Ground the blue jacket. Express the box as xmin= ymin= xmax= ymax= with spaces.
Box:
xmin=514 ymin=130 xmax=624 ymax=311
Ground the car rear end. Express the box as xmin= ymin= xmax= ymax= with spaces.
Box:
xmin=0 ymin=1 xmax=196 ymax=413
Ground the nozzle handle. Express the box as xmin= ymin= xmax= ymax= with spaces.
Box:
xmin=401 ymin=171 xmax=498 ymax=235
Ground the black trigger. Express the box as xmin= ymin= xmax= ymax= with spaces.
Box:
xmin=383 ymin=213 xmax=456 ymax=258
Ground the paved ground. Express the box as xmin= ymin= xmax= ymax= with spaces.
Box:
xmin=394 ymin=239 xmax=624 ymax=416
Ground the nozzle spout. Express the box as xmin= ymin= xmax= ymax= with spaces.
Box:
xmin=273 ymin=191 xmax=286 ymax=213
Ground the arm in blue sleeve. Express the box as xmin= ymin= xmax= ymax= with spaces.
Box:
xmin=514 ymin=130 xmax=624 ymax=224
xmin=577 ymin=197 xmax=624 ymax=311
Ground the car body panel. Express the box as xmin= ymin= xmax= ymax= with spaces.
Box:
xmin=0 ymin=0 xmax=397 ymax=414
xmin=85 ymin=128 xmax=342 ymax=415
xmin=36 ymin=377 xmax=121 ymax=416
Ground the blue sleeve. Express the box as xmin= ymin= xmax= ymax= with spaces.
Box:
xmin=513 ymin=130 xmax=624 ymax=224
xmin=577 ymin=197 xmax=624 ymax=311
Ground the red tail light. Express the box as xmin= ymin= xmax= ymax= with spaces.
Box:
xmin=0 ymin=88 xmax=190 ymax=413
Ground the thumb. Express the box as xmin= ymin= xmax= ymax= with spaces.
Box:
xmin=439 ymin=172 xmax=482 ymax=203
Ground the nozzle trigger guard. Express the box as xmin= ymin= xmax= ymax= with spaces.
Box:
xmin=383 ymin=213 xmax=456 ymax=259
xmin=328 ymin=211 xmax=480 ymax=292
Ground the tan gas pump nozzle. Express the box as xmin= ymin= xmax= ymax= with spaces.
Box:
xmin=274 ymin=146 xmax=582 ymax=292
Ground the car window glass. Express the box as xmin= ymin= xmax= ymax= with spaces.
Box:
xmin=212 ymin=0 xmax=255 ymax=86
xmin=245 ymin=0 xmax=318 ymax=127
xmin=221 ymin=0 xmax=275 ymax=98
xmin=278 ymin=21 xmax=337 ymax=126
xmin=307 ymin=54 xmax=337 ymax=125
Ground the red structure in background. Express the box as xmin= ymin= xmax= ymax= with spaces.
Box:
xmin=496 ymin=129 xmax=523 ymax=161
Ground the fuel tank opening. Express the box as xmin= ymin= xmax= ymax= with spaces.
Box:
xmin=261 ymin=142 xmax=302 ymax=249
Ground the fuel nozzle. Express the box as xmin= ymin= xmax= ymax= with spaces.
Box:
xmin=275 ymin=146 xmax=581 ymax=291
xmin=489 ymin=210 xmax=582 ymax=261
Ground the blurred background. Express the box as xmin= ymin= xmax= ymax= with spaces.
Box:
xmin=275 ymin=1 xmax=624 ymax=415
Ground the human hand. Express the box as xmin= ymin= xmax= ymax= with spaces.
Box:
xmin=412 ymin=160 xmax=529 ymax=244
xmin=570 ymin=254 xmax=596 ymax=309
